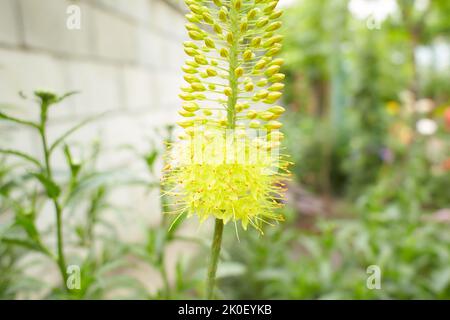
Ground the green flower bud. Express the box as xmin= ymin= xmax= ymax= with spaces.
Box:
xmin=249 ymin=119 xmax=261 ymax=128
xmin=206 ymin=67 xmax=218 ymax=76
xmin=247 ymin=8 xmax=260 ymax=20
xmin=218 ymin=7 xmax=228 ymax=21
xmin=204 ymin=37 xmax=215 ymax=48
xmin=247 ymin=110 xmax=258 ymax=119
xmin=183 ymin=102 xmax=200 ymax=112
xmin=269 ymin=73 xmax=285 ymax=82
xmin=268 ymin=105 xmax=285 ymax=114
xmin=265 ymin=120 xmax=282 ymax=129
xmin=188 ymin=30 xmax=205 ymax=40
xmin=213 ymin=23 xmax=223 ymax=34
xmin=251 ymin=37 xmax=262 ymax=47
xmin=256 ymin=17 xmax=269 ymax=28
xmin=268 ymin=83 xmax=284 ymax=91
xmin=244 ymin=82 xmax=254 ymax=92
xmin=257 ymin=78 xmax=268 ymax=87
xmin=191 ymin=82 xmax=206 ymax=91
xmin=256 ymin=89 xmax=269 ymax=99
xmin=224 ymin=87 xmax=232 ymax=96
xmin=243 ymin=49 xmax=253 ymax=61
xmin=182 ymin=65 xmax=198 ymax=74
xmin=179 ymin=109 xmax=196 ymax=117
xmin=264 ymin=65 xmax=280 ymax=76
xmin=270 ymin=10 xmax=283 ymax=19
xmin=263 ymin=2 xmax=278 ymax=14
xmin=179 ymin=92 xmax=196 ymax=101
xmin=266 ymin=21 xmax=282 ymax=32
xmin=235 ymin=67 xmax=244 ymax=77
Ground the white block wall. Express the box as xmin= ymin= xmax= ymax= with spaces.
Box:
xmin=0 ymin=0 xmax=204 ymax=292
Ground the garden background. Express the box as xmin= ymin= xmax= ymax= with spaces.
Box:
xmin=0 ymin=0 xmax=449 ymax=299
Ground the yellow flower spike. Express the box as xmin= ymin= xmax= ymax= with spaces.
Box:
xmin=166 ymin=1 xmax=289 ymax=295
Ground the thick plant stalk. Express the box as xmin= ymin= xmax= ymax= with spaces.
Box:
xmin=206 ymin=218 xmax=224 ymax=299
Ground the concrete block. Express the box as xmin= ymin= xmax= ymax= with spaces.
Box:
xmin=0 ymin=0 xmax=21 ymax=45
xmin=20 ymin=0 xmax=93 ymax=56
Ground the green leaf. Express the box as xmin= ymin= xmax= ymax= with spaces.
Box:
xmin=167 ymin=211 xmax=187 ymax=237
xmin=63 ymin=144 xmax=81 ymax=178
xmin=144 ymin=150 xmax=159 ymax=173
xmin=0 ymin=149 xmax=42 ymax=168
xmin=32 ymin=172 xmax=61 ymax=198
xmin=0 ymin=111 xmax=39 ymax=129
xmin=49 ymin=112 xmax=107 ymax=155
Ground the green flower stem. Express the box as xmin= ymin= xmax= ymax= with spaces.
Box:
xmin=206 ymin=218 xmax=224 ymax=299
xmin=39 ymin=103 xmax=68 ymax=288
xmin=205 ymin=4 xmax=240 ymax=300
